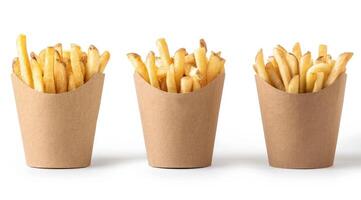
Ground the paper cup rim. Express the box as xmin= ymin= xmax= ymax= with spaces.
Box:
xmin=134 ymin=72 xmax=225 ymax=96
xmin=255 ymin=73 xmax=346 ymax=97
xmin=11 ymin=73 xmax=105 ymax=96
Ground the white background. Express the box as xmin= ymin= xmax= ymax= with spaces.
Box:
xmin=0 ymin=0 xmax=360 ymax=199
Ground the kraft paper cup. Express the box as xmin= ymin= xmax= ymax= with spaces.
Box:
xmin=134 ymin=73 xmax=225 ymax=168
xmin=12 ymin=73 xmax=104 ymax=169
xmin=255 ymin=74 xmax=346 ymax=169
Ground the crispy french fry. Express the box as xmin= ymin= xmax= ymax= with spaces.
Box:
xmin=287 ymin=75 xmax=299 ymax=94
xmin=16 ymin=34 xmax=33 ymax=87
xmin=85 ymin=45 xmax=100 ymax=81
xmin=286 ymin=53 xmax=299 ymax=76
xmin=12 ymin=57 xmax=21 ymax=79
xmin=68 ymin=73 xmax=76 ymax=92
xmin=54 ymin=43 xmax=63 ymax=58
xmin=99 ymin=51 xmax=110 ymax=73
xmin=30 ymin=52 xmax=43 ymax=75
xmin=127 ymin=53 xmax=149 ymax=82
xmin=174 ymin=48 xmax=186 ymax=90
xmin=166 ymin=64 xmax=177 ymax=93
xmin=255 ymin=49 xmax=270 ymax=83
xmin=265 ymin=62 xmax=285 ymax=91
xmin=194 ymin=47 xmax=208 ymax=85
xmin=325 ymin=52 xmax=353 ymax=87
xmin=268 ymin=56 xmax=281 ymax=78
xmin=273 ymin=47 xmax=291 ymax=87
xmin=43 ymin=47 xmax=56 ymax=93
xmin=63 ymin=57 xmax=72 ymax=77
xmin=156 ymin=38 xmax=172 ymax=67
xmin=207 ymin=52 xmax=223 ymax=83
xmin=313 ymin=72 xmax=324 ymax=93
xmin=306 ymin=63 xmax=332 ymax=92
xmin=29 ymin=56 xmax=44 ymax=92
xmin=180 ymin=76 xmax=193 ymax=93
xmin=318 ymin=44 xmax=327 ymax=61
xmin=70 ymin=44 xmax=85 ymax=87
xmin=192 ymin=76 xmax=201 ymax=91
xmin=54 ymin=52 xmax=68 ymax=93
xmin=199 ymin=38 xmax=207 ymax=52
xmin=145 ymin=51 xmax=160 ymax=89
xmin=292 ymin=42 xmax=302 ymax=61
xmin=299 ymin=51 xmax=312 ymax=93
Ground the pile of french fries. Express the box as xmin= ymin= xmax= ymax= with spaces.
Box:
xmin=128 ymin=38 xmax=225 ymax=93
xmin=254 ymin=43 xmax=353 ymax=93
xmin=13 ymin=34 xmax=110 ymax=93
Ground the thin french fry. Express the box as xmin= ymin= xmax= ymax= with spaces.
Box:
xmin=29 ymin=56 xmax=44 ymax=92
xmin=174 ymin=48 xmax=186 ymax=90
xmin=255 ymin=49 xmax=270 ymax=83
xmin=199 ymin=39 xmax=207 ymax=52
xmin=85 ymin=45 xmax=100 ymax=81
xmin=273 ymin=47 xmax=291 ymax=87
xmin=325 ymin=52 xmax=353 ymax=87
xmin=166 ymin=64 xmax=177 ymax=93
xmin=54 ymin=52 xmax=68 ymax=93
xmin=318 ymin=44 xmax=327 ymax=61
xmin=156 ymin=38 xmax=172 ymax=67
xmin=286 ymin=53 xmax=299 ymax=76
xmin=99 ymin=51 xmax=110 ymax=73
xmin=207 ymin=52 xmax=223 ymax=83
xmin=194 ymin=47 xmax=208 ymax=85
xmin=145 ymin=51 xmax=160 ymax=89
xmin=70 ymin=44 xmax=85 ymax=87
xmin=180 ymin=76 xmax=193 ymax=93
xmin=287 ymin=75 xmax=299 ymax=94
xmin=313 ymin=72 xmax=324 ymax=93
xmin=127 ymin=53 xmax=149 ymax=82
xmin=16 ymin=34 xmax=33 ymax=87
xmin=299 ymin=51 xmax=312 ymax=93
xmin=43 ymin=47 xmax=56 ymax=93
xmin=192 ymin=76 xmax=201 ymax=91
xmin=265 ymin=62 xmax=285 ymax=91
xmin=54 ymin=43 xmax=63 ymax=58
xmin=306 ymin=63 xmax=332 ymax=92
xmin=292 ymin=42 xmax=302 ymax=61
xmin=268 ymin=56 xmax=281 ymax=78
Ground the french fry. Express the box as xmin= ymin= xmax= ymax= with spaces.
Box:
xmin=325 ymin=52 xmax=353 ymax=87
xmin=313 ymin=72 xmax=324 ymax=93
xmin=199 ymin=39 xmax=207 ymax=52
xmin=99 ymin=51 xmax=110 ymax=73
xmin=29 ymin=56 xmax=44 ymax=92
xmin=70 ymin=44 xmax=85 ymax=87
xmin=207 ymin=52 xmax=223 ymax=83
xmin=43 ymin=47 xmax=56 ymax=93
xmin=63 ymin=51 xmax=70 ymax=60
xmin=299 ymin=51 xmax=312 ymax=93
xmin=127 ymin=53 xmax=149 ymax=83
xmin=318 ymin=44 xmax=327 ymax=61
xmin=63 ymin=57 xmax=72 ymax=77
xmin=185 ymin=53 xmax=195 ymax=66
xmin=287 ymin=75 xmax=299 ymax=94
xmin=265 ymin=62 xmax=285 ymax=91
xmin=145 ymin=51 xmax=160 ymax=89
xmin=276 ymin=44 xmax=287 ymax=53
xmin=85 ymin=45 xmax=100 ymax=81
xmin=68 ymin=73 xmax=77 ymax=92
xmin=54 ymin=52 xmax=68 ymax=93
xmin=255 ymin=49 xmax=270 ymax=83
xmin=166 ymin=64 xmax=177 ymax=93
xmin=156 ymin=38 xmax=172 ymax=67
xmin=12 ymin=58 xmax=21 ymax=79
xmin=157 ymin=67 xmax=168 ymax=80
xmin=292 ymin=42 xmax=302 ymax=61
xmin=192 ymin=77 xmax=201 ymax=91
xmin=194 ymin=47 xmax=208 ymax=85
xmin=160 ymin=77 xmax=167 ymax=91
xmin=180 ymin=76 xmax=193 ymax=93
xmin=174 ymin=48 xmax=186 ymax=90
xmin=268 ymin=56 xmax=281 ymax=77
xmin=273 ymin=47 xmax=291 ymax=87
xmin=54 ymin=43 xmax=63 ymax=58
xmin=16 ymin=34 xmax=33 ymax=87
xmin=306 ymin=63 xmax=332 ymax=92
xmin=286 ymin=53 xmax=299 ymax=76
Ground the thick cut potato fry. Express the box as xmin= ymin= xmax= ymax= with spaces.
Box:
xmin=299 ymin=51 xmax=312 ymax=93
xmin=12 ymin=58 xmax=21 ymax=79
xmin=265 ymin=62 xmax=285 ymax=91
xmin=173 ymin=48 xmax=186 ymax=90
xmin=156 ymin=38 xmax=172 ymax=67
xmin=85 ymin=45 xmax=100 ymax=81
xmin=273 ymin=47 xmax=291 ymax=87
xmin=325 ymin=52 xmax=353 ymax=87
xmin=30 ymin=58 xmax=44 ymax=92
xmin=99 ymin=51 xmax=110 ymax=73
xmin=127 ymin=53 xmax=149 ymax=82
xmin=70 ymin=44 xmax=85 ymax=87
xmin=63 ymin=57 xmax=72 ymax=77
xmin=54 ymin=54 xmax=68 ymax=93
xmin=287 ymin=75 xmax=299 ymax=94
xmin=276 ymin=44 xmax=287 ymax=53
xmin=292 ymin=42 xmax=302 ymax=61
xmin=313 ymin=72 xmax=324 ymax=93
xmin=145 ymin=51 xmax=160 ymax=89
xmin=166 ymin=64 xmax=177 ymax=93
xmin=16 ymin=34 xmax=33 ymax=87
xmin=255 ymin=49 xmax=270 ymax=83
xmin=207 ymin=52 xmax=223 ymax=83
xmin=306 ymin=63 xmax=332 ymax=92
xmin=194 ymin=47 xmax=208 ymax=85
xmin=286 ymin=53 xmax=299 ymax=76
xmin=268 ymin=56 xmax=281 ymax=78
xmin=43 ymin=47 xmax=56 ymax=93
xmin=180 ymin=76 xmax=193 ymax=93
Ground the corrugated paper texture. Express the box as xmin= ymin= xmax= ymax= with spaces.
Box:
xmin=256 ymin=74 xmax=346 ymax=169
xmin=134 ymin=73 xmax=225 ymax=168
xmin=12 ymin=73 xmax=105 ymax=169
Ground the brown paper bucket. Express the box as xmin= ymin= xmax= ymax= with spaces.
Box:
xmin=255 ymin=74 xmax=346 ymax=169
xmin=134 ymin=73 xmax=225 ymax=168
xmin=12 ymin=73 xmax=105 ymax=169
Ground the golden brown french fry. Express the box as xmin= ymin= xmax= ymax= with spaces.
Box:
xmin=184 ymin=63 xmax=192 ymax=76
xmin=199 ymin=38 xmax=207 ymax=52
xmin=255 ymin=49 xmax=270 ymax=83
xmin=268 ymin=56 xmax=281 ymax=77
xmin=325 ymin=52 xmax=353 ymax=87
xmin=70 ymin=44 xmax=85 ymax=87
xmin=185 ymin=53 xmax=195 ymax=66
xmin=265 ymin=62 xmax=285 ymax=91
xmin=54 ymin=52 xmax=68 ymax=93
xmin=292 ymin=42 xmax=302 ymax=61
xmin=287 ymin=75 xmax=299 ymax=94
xmin=29 ymin=56 xmax=44 ymax=92
xmin=189 ymin=66 xmax=203 ymax=80
xmin=306 ymin=63 xmax=332 ymax=92
xmin=313 ymin=72 xmax=324 ymax=93
xmin=194 ymin=47 xmax=208 ymax=85
xmin=81 ymin=52 xmax=87 ymax=65
xmin=180 ymin=76 xmax=193 ymax=93
xmin=54 ymin=43 xmax=63 ymax=58
xmin=39 ymin=49 xmax=46 ymax=66
xmin=276 ymin=44 xmax=287 ymax=53
xmin=156 ymin=38 xmax=172 ymax=67
xmin=207 ymin=52 xmax=224 ymax=83
xmin=99 ymin=51 xmax=110 ymax=73
xmin=85 ymin=45 xmax=100 ymax=81
xmin=192 ymin=76 xmax=201 ymax=91
xmin=63 ymin=57 xmax=72 ymax=77
xmin=174 ymin=48 xmax=186 ymax=90
xmin=127 ymin=53 xmax=150 ymax=82
xmin=68 ymin=73 xmax=77 ymax=92
xmin=273 ymin=47 xmax=291 ymax=87
xmin=286 ymin=53 xmax=299 ymax=76
xmin=166 ymin=64 xmax=177 ymax=93
xmin=12 ymin=57 xmax=21 ymax=78
xmin=43 ymin=47 xmax=56 ymax=93
xmin=299 ymin=51 xmax=312 ymax=93
xmin=145 ymin=51 xmax=160 ymax=89
xmin=30 ymin=52 xmax=43 ymax=74
xmin=318 ymin=44 xmax=327 ymax=61
xmin=16 ymin=34 xmax=33 ymax=87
